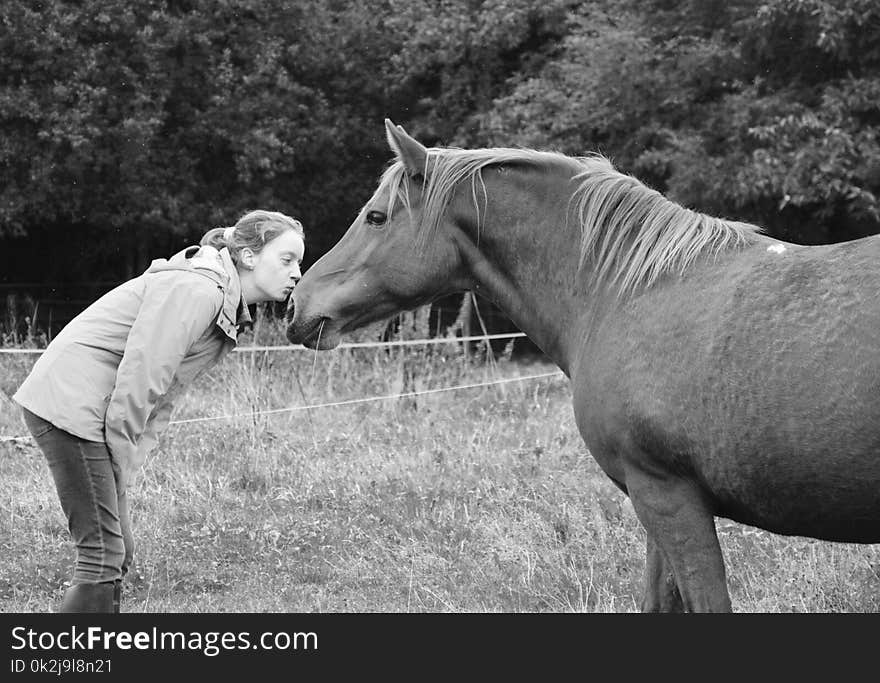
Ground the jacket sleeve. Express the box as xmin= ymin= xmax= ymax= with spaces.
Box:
xmin=135 ymin=393 xmax=176 ymax=464
xmin=104 ymin=275 xmax=222 ymax=489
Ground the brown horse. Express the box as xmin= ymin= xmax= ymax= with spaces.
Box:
xmin=286 ymin=119 xmax=880 ymax=612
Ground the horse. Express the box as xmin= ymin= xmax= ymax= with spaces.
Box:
xmin=286 ymin=119 xmax=880 ymax=612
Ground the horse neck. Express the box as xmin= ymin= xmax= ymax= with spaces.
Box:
xmin=452 ymin=164 xmax=588 ymax=373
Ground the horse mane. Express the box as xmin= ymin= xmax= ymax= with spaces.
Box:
xmin=571 ymin=154 xmax=762 ymax=296
xmin=373 ymin=147 xmax=763 ymax=297
xmin=374 ymin=146 xmax=568 ymax=242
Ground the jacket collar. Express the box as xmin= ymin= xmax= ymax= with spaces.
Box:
xmin=217 ymin=247 xmax=254 ymax=338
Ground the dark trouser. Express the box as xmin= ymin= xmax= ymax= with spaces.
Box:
xmin=22 ymin=408 xmax=133 ymax=585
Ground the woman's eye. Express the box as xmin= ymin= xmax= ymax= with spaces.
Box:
xmin=366 ymin=210 xmax=387 ymax=226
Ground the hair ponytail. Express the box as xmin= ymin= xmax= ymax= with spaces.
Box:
xmin=200 ymin=227 xmax=229 ymax=250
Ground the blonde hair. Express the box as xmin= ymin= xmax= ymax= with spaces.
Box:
xmin=201 ymin=210 xmax=304 ymax=263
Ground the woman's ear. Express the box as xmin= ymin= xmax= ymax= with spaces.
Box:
xmin=239 ymin=247 xmax=256 ymax=270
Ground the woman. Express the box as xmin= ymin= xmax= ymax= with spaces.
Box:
xmin=13 ymin=209 xmax=305 ymax=613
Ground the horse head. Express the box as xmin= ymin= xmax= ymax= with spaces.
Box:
xmin=286 ymin=120 xmax=470 ymax=349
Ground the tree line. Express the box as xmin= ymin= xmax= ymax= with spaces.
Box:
xmin=2 ymin=0 xmax=878 ymax=293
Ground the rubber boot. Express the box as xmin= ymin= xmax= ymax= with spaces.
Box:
xmin=59 ymin=582 xmax=116 ymax=613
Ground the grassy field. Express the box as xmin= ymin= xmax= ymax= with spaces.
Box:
xmin=1 ymin=312 xmax=878 ymax=613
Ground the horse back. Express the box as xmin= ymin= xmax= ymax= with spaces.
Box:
xmin=571 ymin=234 xmax=880 ymax=542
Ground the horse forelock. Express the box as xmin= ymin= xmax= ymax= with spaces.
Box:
xmin=372 ymin=147 xmax=762 ymax=296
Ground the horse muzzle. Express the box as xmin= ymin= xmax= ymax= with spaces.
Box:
xmin=286 ymin=314 xmax=341 ymax=349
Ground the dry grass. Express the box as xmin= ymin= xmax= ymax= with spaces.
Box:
xmin=1 ymin=312 xmax=877 ymax=613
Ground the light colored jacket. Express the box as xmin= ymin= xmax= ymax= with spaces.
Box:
xmin=14 ymin=245 xmax=251 ymax=488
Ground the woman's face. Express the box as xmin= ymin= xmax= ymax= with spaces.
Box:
xmin=247 ymin=230 xmax=305 ymax=303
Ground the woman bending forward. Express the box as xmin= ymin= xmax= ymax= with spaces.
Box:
xmin=13 ymin=210 xmax=305 ymax=612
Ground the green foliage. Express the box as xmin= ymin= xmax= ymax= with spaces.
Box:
xmin=2 ymin=0 xmax=879 ymax=286
xmin=0 ymin=0 xmax=404 ymax=263
xmin=383 ymin=0 xmax=574 ymax=144
xmin=476 ymin=0 xmax=880 ymax=243
xmin=733 ymin=1 xmax=880 ymax=240
xmin=0 ymin=1 xmax=175 ymax=233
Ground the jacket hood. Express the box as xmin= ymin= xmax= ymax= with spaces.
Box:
xmin=147 ymin=244 xmax=229 ymax=283
xmin=146 ymin=245 xmax=251 ymax=341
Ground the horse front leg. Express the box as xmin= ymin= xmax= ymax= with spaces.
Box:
xmin=642 ymin=533 xmax=684 ymax=612
xmin=626 ymin=466 xmax=732 ymax=612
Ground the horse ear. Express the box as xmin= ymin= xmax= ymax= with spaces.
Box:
xmin=385 ymin=118 xmax=428 ymax=178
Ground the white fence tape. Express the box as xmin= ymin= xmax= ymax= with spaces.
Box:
xmin=168 ymin=370 xmax=564 ymax=426
xmin=0 ymin=369 xmax=564 ymax=443
xmin=0 ymin=332 xmax=527 ymax=355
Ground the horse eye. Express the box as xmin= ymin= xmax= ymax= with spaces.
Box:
xmin=366 ymin=210 xmax=387 ymax=226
